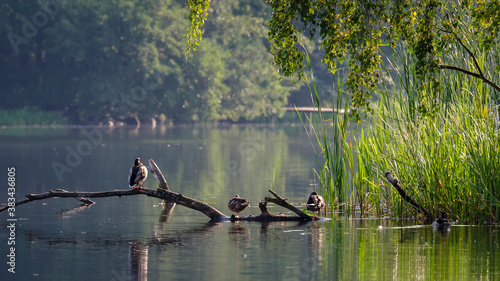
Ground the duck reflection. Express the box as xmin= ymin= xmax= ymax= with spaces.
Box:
xmin=129 ymin=242 xmax=148 ymax=281
xmin=306 ymin=220 xmax=325 ymax=261
xmin=228 ymin=222 xmax=250 ymax=247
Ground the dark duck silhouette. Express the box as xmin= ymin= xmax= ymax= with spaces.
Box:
xmin=432 ymin=211 xmax=451 ymax=227
xmin=128 ymin=158 xmax=148 ymax=189
xmin=228 ymin=195 xmax=249 ymax=216
xmin=306 ymin=192 xmax=325 ymax=217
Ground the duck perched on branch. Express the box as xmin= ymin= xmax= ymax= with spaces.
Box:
xmin=228 ymin=195 xmax=249 ymax=216
xmin=129 ymin=158 xmax=148 ymax=189
xmin=306 ymin=192 xmax=325 ymax=217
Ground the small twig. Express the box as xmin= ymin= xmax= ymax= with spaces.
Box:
xmin=258 ymin=200 xmax=270 ymax=214
xmin=75 ymin=197 xmax=95 ymax=205
xmin=268 ymin=189 xmax=285 ymax=201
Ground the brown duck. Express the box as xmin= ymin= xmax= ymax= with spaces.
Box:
xmin=228 ymin=195 xmax=249 ymax=216
xmin=306 ymin=192 xmax=325 ymax=216
xmin=128 ymin=158 xmax=148 ymax=189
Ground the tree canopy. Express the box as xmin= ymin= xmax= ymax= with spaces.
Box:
xmin=188 ymin=0 xmax=500 ymax=119
xmin=0 ymin=0 xmax=295 ymax=123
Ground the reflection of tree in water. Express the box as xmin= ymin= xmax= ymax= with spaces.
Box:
xmin=129 ymin=242 xmax=148 ymax=281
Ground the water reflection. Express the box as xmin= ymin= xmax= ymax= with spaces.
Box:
xmin=129 ymin=242 xmax=148 ymax=280
xmin=433 ymin=224 xmax=451 ymax=237
xmin=1 ymin=126 xmax=500 ymax=280
xmin=60 ymin=201 xmax=95 ymax=218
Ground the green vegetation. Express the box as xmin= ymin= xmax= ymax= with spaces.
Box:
xmin=189 ymin=0 xmax=500 ymax=119
xmin=354 ymin=41 xmax=500 ymax=223
xmin=2 ymin=0 xmax=499 ymax=223
xmin=0 ymin=0 xmax=310 ymax=124
xmin=196 ymin=0 xmax=500 ymax=223
xmin=0 ymin=106 xmax=67 ymax=126
xmin=297 ymin=47 xmax=353 ymax=214
xmin=302 ymin=37 xmax=499 ymax=223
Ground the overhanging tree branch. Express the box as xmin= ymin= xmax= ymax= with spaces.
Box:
xmin=438 ymin=27 xmax=500 ymax=92
xmin=438 ymin=64 xmax=500 ymax=92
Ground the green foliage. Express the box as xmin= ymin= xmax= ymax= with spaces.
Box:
xmin=297 ymin=46 xmax=355 ymax=213
xmin=204 ymin=0 xmax=293 ymax=121
xmin=354 ymin=40 xmax=500 ymax=223
xmin=185 ymin=0 xmax=211 ymax=55
xmin=0 ymin=0 xmax=293 ymax=123
xmin=0 ymin=107 xmax=67 ymax=126
xmin=299 ymin=23 xmax=499 ymax=223
xmin=187 ymin=0 xmax=500 ymax=120
xmin=472 ymin=0 xmax=500 ymax=53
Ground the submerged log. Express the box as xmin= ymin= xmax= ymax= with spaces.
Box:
xmin=0 ymin=159 xmax=318 ymax=222
xmin=232 ymin=189 xmax=315 ymax=222
xmin=384 ymin=171 xmax=430 ymax=219
xmin=0 ymin=188 xmax=316 ymax=222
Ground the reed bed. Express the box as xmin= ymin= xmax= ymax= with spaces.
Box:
xmin=302 ymin=37 xmax=500 ymax=223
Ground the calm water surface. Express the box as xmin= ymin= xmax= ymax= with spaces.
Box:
xmin=0 ymin=125 xmax=499 ymax=280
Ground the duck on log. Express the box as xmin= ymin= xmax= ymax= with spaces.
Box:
xmin=0 ymin=159 xmax=318 ymax=222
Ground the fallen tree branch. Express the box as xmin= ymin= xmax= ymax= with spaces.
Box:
xmin=232 ymin=189 xmax=314 ymax=221
xmin=267 ymin=189 xmax=311 ymax=220
xmin=0 ymin=188 xmax=317 ymax=222
xmin=0 ymin=188 xmax=229 ymax=221
xmin=0 ymin=159 xmax=319 ymax=222
xmin=384 ymin=171 xmax=430 ymax=218
xmin=148 ymin=158 xmax=176 ymax=216
xmin=148 ymin=159 xmax=170 ymax=190
xmin=438 ymin=64 xmax=500 ymax=92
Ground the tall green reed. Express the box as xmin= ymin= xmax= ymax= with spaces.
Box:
xmin=298 ymin=25 xmax=500 ymax=223
xmin=356 ymin=40 xmax=500 ymax=223
xmin=298 ymin=44 xmax=358 ymax=214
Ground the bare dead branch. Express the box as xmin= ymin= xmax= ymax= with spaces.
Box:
xmin=1 ymin=188 xmax=318 ymax=222
xmin=0 ymin=160 xmax=320 ymax=222
xmin=438 ymin=64 xmax=500 ymax=92
xmin=0 ymin=188 xmax=228 ymax=221
xmin=384 ymin=171 xmax=430 ymax=218
xmin=265 ymin=189 xmax=311 ymax=220
xmin=438 ymin=27 xmax=500 ymax=92
xmin=148 ymin=159 xmax=170 ymax=190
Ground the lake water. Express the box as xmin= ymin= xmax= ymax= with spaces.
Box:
xmin=0 ymin=125 xmax=499 ymax=280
